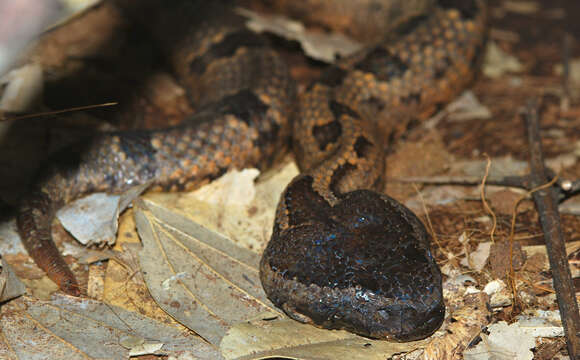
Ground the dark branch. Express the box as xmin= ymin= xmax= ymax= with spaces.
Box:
xmin=523 ymin=99 xmax=580 ymax=359
xmin=386 ymin=169 xmax=580 ymax=202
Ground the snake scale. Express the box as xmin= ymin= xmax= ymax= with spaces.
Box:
xmin=17 ymin=0 xmax=486 ymax=341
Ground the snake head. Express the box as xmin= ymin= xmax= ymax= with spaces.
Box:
xmin=260 ymin=179 xmax=444 ymax=341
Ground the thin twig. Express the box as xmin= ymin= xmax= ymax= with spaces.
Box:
xmin=523 ymin=99 xmax=580 ymax=359
xmin=412 ymin=183 xmax=442 ymax=252
xmin=386 ymin=174 xmax=530 ymax=188
xmin=517 ymin=276 xmax=555 ymax=295
xmin=0 ymin=102 xmax=118 ymax=121
xmin=480 ymin=155 xmax=497 ymax=243
xmin=386 ymin=172 xmax=580 ymax=201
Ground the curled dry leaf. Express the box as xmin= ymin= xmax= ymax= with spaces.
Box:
xmin=57 ymin=181 xmax=152 ymax=247
xmin=484 ymin=279 xmax=512 ymax=308
xmin=0 ymin=294 xmax=221 ymax=359
xmin=238 ymin=8 xmax=362 ymax=62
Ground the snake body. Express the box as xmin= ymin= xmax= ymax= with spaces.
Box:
xmin=17 ymin=0 xmax=486 ymax=340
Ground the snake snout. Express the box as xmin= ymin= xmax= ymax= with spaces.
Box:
xmin=374 ymin=298 xmax=445 ymax=341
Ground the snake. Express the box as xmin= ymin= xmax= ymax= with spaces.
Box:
xmin=16 ymin=0 xmax=486 ymax=341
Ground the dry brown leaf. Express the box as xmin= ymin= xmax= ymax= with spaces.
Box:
xmin=523 ymin=240 xmax=580 ymax=272
xmin=0 ymin=64 xmax=43 ymax=112
xmin=102 ymin=210 xmax=180 ymax=326
xmin=421 ymin=292 xmax=490 ymax=360
xmin=460 ymin=241 xmax=491 ymax=272
xmin=463 ymin=320 xmax=549 ymax=360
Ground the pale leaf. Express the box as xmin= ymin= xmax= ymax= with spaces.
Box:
xmin=0 ymin=294 xmax=220 ymax=359
xmin=483 ymin=42 xmax=524 ymax=78
xmin=0 ymin=257 xmax=26 ymax=302
xmin=237 ymin=8 xmax=362 ymax=63
xmin=57 ymin=181 xmax=151 ymax=247
xmin=135 ymin=199 xmax=281 ymax=345
xmin=221 ymin=317 xmax=430 ymax=360
xmin=464 ymin=321 xmax=537 ymax=360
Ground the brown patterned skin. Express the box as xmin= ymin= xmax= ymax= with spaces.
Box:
xmin=17 ymin=2 xmax=296 ymax=296
xmin=17 ymin=0 xmax=486 ymax=340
